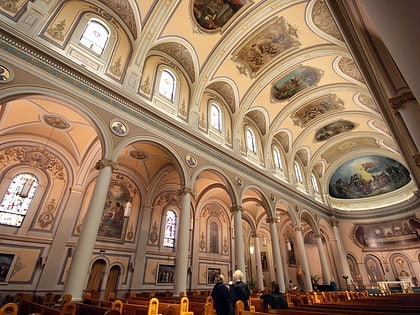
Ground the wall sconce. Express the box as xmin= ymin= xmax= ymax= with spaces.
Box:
xmin=249 ymin=246 xmax=254 ymax=254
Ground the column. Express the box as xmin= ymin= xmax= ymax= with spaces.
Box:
xmin=267 ymin=217 xmax=286 ymax=292
xmin=130 ymin=204 xmax=153 ymax=290
xmin=389 ymin=93 xmax=420 ymax=150
xmin=173 ymin=187 xmax=192 ymax=296
xmin=252 ymin=233 xmax=264 ymax=291
xmin=294 ymin=224 xmax=313 ymax=292
xmin=231 ymin=206 xmax=246 ymax=280
xmin=331 ymin=217 xmax=352 ymax=289
xmin=314 ymin=233 xmax=331 ymax=284
xmin=63 ymin=159 xmax=117 ymax=301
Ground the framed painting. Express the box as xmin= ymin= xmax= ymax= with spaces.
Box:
xmin=207 ymin=267 xmax=221 ymax=285
xmin=0 ymin=253 xmax=16 ymax=282
xmin=156 ymin=264 xmax=175 ymax=284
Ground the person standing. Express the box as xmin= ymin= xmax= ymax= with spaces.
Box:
xmin=230 ymin=270 xmax=250 ymax=312
xmin=211 ymin=274 xmax=231 ymax=315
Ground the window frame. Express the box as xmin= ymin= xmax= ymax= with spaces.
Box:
xmin=79 ymin=18 xmax=110 ymax=56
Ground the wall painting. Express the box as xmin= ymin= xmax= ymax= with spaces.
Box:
xmin=353 ymin=216 xmax=420 ymax=250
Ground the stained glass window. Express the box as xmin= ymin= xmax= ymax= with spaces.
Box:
xmin=163 ymin=209 xmax=177 ymax=247
xmin=0 ymin=173 xmax=38 ymax=227
xmin=209 ymin=222 xmax=219 ymax=253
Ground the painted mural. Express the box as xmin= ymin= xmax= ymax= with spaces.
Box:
xmin=314 ymin=120 xmax=355 ymax=141
xmin=353 ymin=217 xmax=420 ymax=250
xmin=329 ymin=155 xmax=411 ymax=199
xmin=98 ymin=182 xmax=130 ymax=240
xmin=193 ymin=0 xmax=247 ymax=31
xmin=272 ymin=66 xmax=320 ymax=100
xmin=233 ymin=17 xmax=300 ymax=77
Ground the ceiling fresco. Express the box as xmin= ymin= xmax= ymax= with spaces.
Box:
xmin=329 ymin=156 xmax=411 ymax=199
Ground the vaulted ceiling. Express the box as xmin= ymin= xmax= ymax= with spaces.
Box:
xmin=0 ymin=0 xmax=418 ymax=218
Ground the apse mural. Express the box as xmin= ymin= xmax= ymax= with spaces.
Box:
xmin=193 ymin=0 xmax=247 ymax=31
xmin=329 ymin=155 xmax=411 ymax=199
xmin=353 ymin=217 xmax=420 ymax=250
xmin=314 ymin=120 xmax=355 ymax=141
xmin=272 ymin=66 xmax=320 ymax=100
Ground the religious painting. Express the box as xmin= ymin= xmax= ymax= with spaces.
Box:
xmin=98 ymin=182 xmax=131 ymax=241
xmin=0 ymin=253 xmax=15 ymax=282
xmin=110 ymin=119 xmax=128 ymax=136
xmin=192 ymin=0 xmax=248 ymax=32
xmin=286 ymin=236 xmax=296 ymax=266
xmin=353 ymin=216 xmax=420 ymax=250
xmin=291 ymin=94 xmax=344 ymax=127
xmin=261 ymin=252 xmax=268 ymax=270
xmin=157 ymin=264 xmax=175 ymax=284
xmin=207 ymin=267 xmax=221 ymax=284
xmin=272 ymin=66 xmax=321 ymax=101
xmin=233 ymin=17 xmax=300 ymax=78
xmin=314 ymin=120 xmax=355 ymax=142
xmin=329 ymin=155 xmax=411 ymax=199
xmin=364 ymin=255 xmax=384 ymax=283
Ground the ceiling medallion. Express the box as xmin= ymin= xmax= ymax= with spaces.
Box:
xmin=110 ymin=119 xmax=128 ymax=136
xmin=43 ymin=115 xmax=70 ymax=129
xmin=186 ymin=154 xmax=197 ymax=168
xmin=130 ymin=150 xmax=149 ymax=160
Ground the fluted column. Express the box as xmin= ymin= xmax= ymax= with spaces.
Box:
xmin=294 ymin=224 xmax=313 ymax=291
xmin=267 ymin=216 xmax=286 ymax=292
xmin=331 ymin=217 xmax=352 ymax=288
xmin=173 ymin=187 xmax=192 ymax=296
xmin=63 ymin=159 xmax=117 ymax=301
xmin=314 ymin=233 xmax=331 ymax=284
xmin=231 ymin=205 xmax=246 ymax=280
xmin=252 ymin=233 xmax=264 ymax=291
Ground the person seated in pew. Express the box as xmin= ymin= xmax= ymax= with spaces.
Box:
xmin=260 ymin=281 xmax=288 ymax=311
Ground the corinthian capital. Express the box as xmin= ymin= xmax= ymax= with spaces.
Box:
xmin=95 ymin=159 xmax=118 ymax=170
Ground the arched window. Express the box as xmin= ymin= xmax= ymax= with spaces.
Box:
xmin=210 ymin=103 xmax=222 ymax=131
xmin=0 ymin=173 xmax=38 ymax=227
xmin=209 ymin=222 xmax=219 ymax=253
xmin=294 ymin=162 xmax=303 ymax=184
xmin=159 ymin=70 xmax=176 ymax=101
xmin=273 ymin=147 xmax=283 ymax=170
xmin=163 ymin=209 xmax=177 ymax=248
xmin=311 ymin=174 xmax=319 ymax=194
xmin=80 ymin=19 xmax=109 ymax=55
xmin=246 ymin=127 xmax=256 ymax=153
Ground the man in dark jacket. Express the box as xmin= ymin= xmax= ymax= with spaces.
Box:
xmin=230 ymin=270 xmax=250 ymax=312
xmin=260 ymin=281 xmax=288 ymax=311
xmin=211 ymin=274 xmax=231 ymax=315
